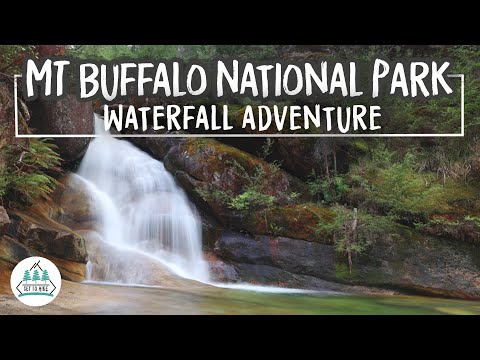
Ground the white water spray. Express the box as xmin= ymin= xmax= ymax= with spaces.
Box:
xmin=76 ymin=115 xmax=209 ymax=284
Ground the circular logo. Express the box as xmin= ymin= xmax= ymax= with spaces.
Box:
xmin=10 ymin=257 xmax=62 ymax=307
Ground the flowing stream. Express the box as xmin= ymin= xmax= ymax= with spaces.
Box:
xmin=75 ymin=116 xmax=209 ymax=285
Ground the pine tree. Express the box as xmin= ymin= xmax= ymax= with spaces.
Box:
xmin=41 ymin=270 xmax=50 ymax=283
xmin=22 ymin=270 xmax=31 ymax=283
xmin=32 ymin=269 xmax=40 ymax=284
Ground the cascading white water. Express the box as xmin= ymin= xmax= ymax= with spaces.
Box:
xmin=75 ymin=115 xmax=209 ymax=284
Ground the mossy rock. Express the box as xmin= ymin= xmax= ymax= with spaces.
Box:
xmin=245 ymin=204 xmax=335 ymax=243
xmin=162 ymin=137 xmax=307 ymax=215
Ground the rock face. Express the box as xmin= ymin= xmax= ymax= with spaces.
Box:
xmin=204 ymin=251 xmax=240 ymax=283
xmin=28 ymin=95 xmax=93 ymax=161
xmin=50 ymin=174 xmax=97 ymax=230
xmin=108 ymin=132 xmax=480 ymax=299
xmin=0 ymin=206 xmax=88 ymax=282
xmin=214 ymin=229 xmax=480 ymax=299
xmin=147 ymin=137 xmax=307 ymax=224
xmin=244 ymin=204 xmax=334 ymax=242
xmin=0 ymin=207 xmax=10 ymax=237
xmin=215 ymin=233 xmax=336 ymax=278
xmin=7 ymin=211 xmax=87 ymax=263
xmin=0 ymin=235 xmax=86 ymax=282
xmin=79 ymin=230 xmax=192 ymax=288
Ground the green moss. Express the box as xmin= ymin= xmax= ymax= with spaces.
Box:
xmin=335 ymin=263 xmax=356 ymax=280
xmin=244 ymin=204 xmax=335 ymax=242
xmin=347 ymin=146 xmax=480 ymax=222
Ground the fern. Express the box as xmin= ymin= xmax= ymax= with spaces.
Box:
xmin=23 ymin=139 xmax=61 ymax=170
xmin=0 ymin=138 xmax=62 ymax=205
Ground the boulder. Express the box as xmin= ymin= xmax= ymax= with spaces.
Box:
xmin=215 ymin=233 xmax=336 ymax=276
xmin=204 ymin=251 xmax=240 ymax=283
xmin=157 ymin=137 xmax=306 ymax=197
xmin=50 ymin=174 xmax=97 ymax=230
xmin=199 ymin=211 xmax=223 ymax=250
xmin=6 ymin=210 xmax=87 ymax=263
xmin=144 ymin=136 xmax=179 ymax=160
xmin=28 ymin=95 xmax=93 ymax=161
xmin=0 ymin=206 xmax=10 ymax=237
xmin=0 ymin=236 xmax=86 ymax=282
xmin=214 ymin=229 xmax=480 ymax=299
xmin=155 ymin=137 xmax=306 ymax=220
xmin=78 ymin=230 xmax=193 ymax=288
xmin=145 ymin=137 xmax=337 ymax=241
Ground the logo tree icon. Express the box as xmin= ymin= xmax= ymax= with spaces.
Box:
xmin=32 ymin=269 xmax=40 ymax=284
xmin=23 ymin=270 xmax=31 ymax=283
xmin=41 ymin=270 xmax=50 ymax=284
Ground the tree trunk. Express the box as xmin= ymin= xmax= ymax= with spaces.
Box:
xmin=333 ymin=145 xmax=338 ymax=175
xmin=349 ymin=208 xmax=358 ymax=274
xmin=323 ymin=142 xmax=330 ymax=182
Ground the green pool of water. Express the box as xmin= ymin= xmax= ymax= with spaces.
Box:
xmin=82 ymin=283 xmax=480 ymax=315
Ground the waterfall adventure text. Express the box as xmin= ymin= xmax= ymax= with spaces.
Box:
xmin=103 ymin=104 xmax=383 ymax=133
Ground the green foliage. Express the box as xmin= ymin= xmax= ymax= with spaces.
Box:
xmin=258 ymin=138 xmax=274 ymax=160
xmin=268 ymin=223 xmax=284 ymax=236
xmin=67 ymin=45 xmax=277 ymax=61
xmin=372 ymin=159 xmax=445 ymax=216
xmin=465 ymin=216 xmax=480 ymax=227
xmin=0 ymin=45 xmax=35 ymax=74
xmin=215 ymin=45 xmax=276 ymax=59
xmin=67 ymin=45 xmax=179 ymax=60
xmin=417 ymin=215 xmax=480 ymax=231
xmin=317 ymin=206 xmax=396 ymax=269
xmin=196 ymin=148 xmax=299 ymax=216
xmin=414 ymin=214 xmax=480 ymax=243
xmin=0 ymin=139 xmax=61 ymax=205
xmin=196 ymin=187 xmax=232 ymax=205
xmin=229 ymin=190 xmax=275 ymax=213
xmin=67 ymin=45 xmax=135 ymax=60
xmin=0 ymin=166 xmax=8 ymax=198
xmin=346 ymin=144 xmax=468 ymax=220
xmin=307 ymin=172 xmax=349 ymax=204
xmin=287 ymin=192 xmax=300 ymax=204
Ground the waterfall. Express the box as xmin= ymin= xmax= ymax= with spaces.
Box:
xmin=75 ymin=115 xmax=209 ymax=284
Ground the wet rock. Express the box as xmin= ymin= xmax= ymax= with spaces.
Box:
xmin=214 ymin=229 xmax=480 ymax=299
xmin=204 ymin=252 xmax=240 ymax=283
xmin=199 ymin=212 xmax=223 ymax=250
xmin=50 ymin=174 xmax=97 ymax=230
xmin=79 ymin=230 xmax=193 ymax=288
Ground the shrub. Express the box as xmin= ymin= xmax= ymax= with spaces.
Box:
xmin=196 ymin=146 xmax=298 ymax=215
xmin=347 ymin=148 xmax=457 ymax=220
xmin=229 ymin=190 xmax=275 ymax=214
xmin=307 ymin=172 xmax=349 ymax=204
xmin=317 ymin=206 xmax=396 ymax=272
